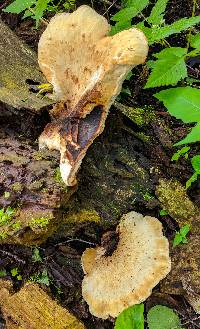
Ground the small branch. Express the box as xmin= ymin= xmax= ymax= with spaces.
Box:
xmin=99 ymin=0 xmax=121 ymax=10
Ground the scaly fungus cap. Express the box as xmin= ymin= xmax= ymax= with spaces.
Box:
xmin=38 ymin=6 xmax=148 ymax=186
xmin=81 ymin=211 xmax=171 ymax=319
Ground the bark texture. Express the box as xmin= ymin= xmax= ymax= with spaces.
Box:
xmin=0 ymin=281 xmax=85 ymax=329
xmin=0 ymin=127 xmax=75 ymax=245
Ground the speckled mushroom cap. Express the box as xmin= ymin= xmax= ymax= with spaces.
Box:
xmin=38 ymin=6 xmax=148 ymax=186
xmin=81 ymin=211 xmax=171 ymax=319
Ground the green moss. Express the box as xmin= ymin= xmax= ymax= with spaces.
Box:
xmin=11 ymin=182 xmax=23 ymax=192
xmin=66 ymin=209 xmax=101 ymax=223
xmin=143 ymin=192 xmax=154 ymax=201
xmin=0 ymin=206 xmax=15 ymax=226
xmin=12 ymin=221 xmax=21 ymax=231
xmin=54 ymin=167 xmax=62 ymax=183
xmin=54 ymin=167 xmax=68 ymax=191
xmin=0 ymin=231 xmax=8 ymax=240
xmin=115 ymin=102 xmax=155 ymax=126
xmin=156 ymin=179 xmax=197 ymax=226
xmin=29 ymin=217 xmax=50 ymax=229
xmin=33 ymin=151 xmax=46 ymax=161
xmin=29 ymin=180 xmax=43 ymax=191
xmin=134 ymin=131 xmax=151 ymax=142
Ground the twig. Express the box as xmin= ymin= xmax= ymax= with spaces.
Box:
xmin=0 ymin=250 xmax=26 ymax=264
xmin=99 ymin=0 xmax=121 ymax=10
xmin=103 ymin=0 xmax=119 ymax=16
xmin=54 ymin=238 xmax=96 ymax=247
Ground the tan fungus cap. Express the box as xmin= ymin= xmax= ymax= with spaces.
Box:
xmin=38 ymin=6 xmax=148 ymax=186
xmin=81 ymin=211 xmax=171 ymax=319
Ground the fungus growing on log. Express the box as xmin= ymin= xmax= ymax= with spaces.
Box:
xmin=81 ymin=211 xmax=171 ymax=319
xmin=38 ymin=5 xmax=148 ymax=186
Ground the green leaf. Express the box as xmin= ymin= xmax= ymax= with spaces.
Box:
xmin=114 ymin=304 xmax=144 ymax=329
xmin=159 ymin=209 xmax=168 ymax=216
xmin=33 ymin=0 xmax=50 ymax=26
xmin=11 ymin=268 xmax=19 ymax=277
xmin=180 ymin=224 xmax=190 ymax=236
xmin=173 ymin=224 xmax=190 ymax=247
xmin=145 ymin=48 xmax=187 ymax=88
xmin=186 ymin=172 xmax=198 ymax=189
xmin=111 ymin=0 xmax=149 ymax=22
xmin=176 ymin=123 xmax=200 ymax=146
xmin=32 ymin=247 xmax=43 ymax=262
xmin=149 ymin=16 xmax=200 ymax=44
xmin=147 ymin=305 xmax=182 ymax=329
xmin=154 ymin=87 xmax=200 ymax=123
xmin=110 ymin=20 xmax=132 ymax=35
xmin=190 ymin=33 xmax=200 ymax=50
xmin=0 ymin=270 xmax=6 ymax=278
xmin=148 ymin=0 xmax=169 ymax=25
xmin=171 ymin=146 xmax=190 ymax=161
xmin=3 ymin=0 xmax=35 ymax=14
xmin=191 ymin=155 xmax=200 ymax=173
xmin=136 ymin=21 xmax=152 ymax=39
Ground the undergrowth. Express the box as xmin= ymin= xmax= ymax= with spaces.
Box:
xmin=111 ymin=0 xmax=200 ymax=188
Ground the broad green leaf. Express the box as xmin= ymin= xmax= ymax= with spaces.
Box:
xmin=154 ymin=47 xmax=187 ymax=58
xmin=3 ymin=0 xmax=35 ymax=14
xmin=114 ymin=304 xmax=144 ymax=329
xmin=175 ymin=123 xmax=200 ymax=145
xmin=190 ymin=33 xmax=200 ymax=50
xmin=154 ymin=87 xmax=200 ymax=123
xmin=145 ymin=48 xmax=187 ymax=88
xmin=191 ymin=155 xmax=200 ymax=173
xmin=148 ymin=0 xmax=169 ymax=25
xmin=110 ymin=20 xmax=132 ymax=35
xmin=147 ymin=305 xmax=182 ymax=329
xmin=23 ymin=9 xmax=34 ymax=19
xmin=136 ymin=21 xmax=152 ymax=39
xmin=111 ymin=0 xmax=149 ymax=22
xmin=149 ymin=16 xmax=200 ymax=44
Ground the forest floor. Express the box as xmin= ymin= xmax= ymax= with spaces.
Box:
xmin=0 ymin=0 xmax=200 ymax=328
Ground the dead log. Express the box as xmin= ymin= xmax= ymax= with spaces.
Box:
xmin=0 ymin=127 xmax=75 ymax=245
xmin=0 ymin=281 xmax=85 ymax=329
xmin=0 ymin=18 xmax=53 ymax=137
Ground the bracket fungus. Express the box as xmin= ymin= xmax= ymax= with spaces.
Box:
xmin=38 ymin=5 xmax=148 ymax=186
xmin=81 ymin=211 xmax=171 ymax=319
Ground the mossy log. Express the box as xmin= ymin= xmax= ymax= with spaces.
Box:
xmin=0 ymin=18 xmax=53 ymax=137
xmin=0 ymin=281 xmax=85 ymax=329
xmin=156 ymin=179 xmax=200 ymax=313
xmin=0 ymin=128 xmax=75 ymax=245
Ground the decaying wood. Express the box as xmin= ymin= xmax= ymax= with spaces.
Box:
xmin=156 ymin=179 xmax=200 ymax=313
xmin=0 ymin=18 xmax=53 ymax=130
xmin=0 ymin=127 xmax=75 ymax=245
xmin=0 ymin=281 xmax=85 ymax=329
